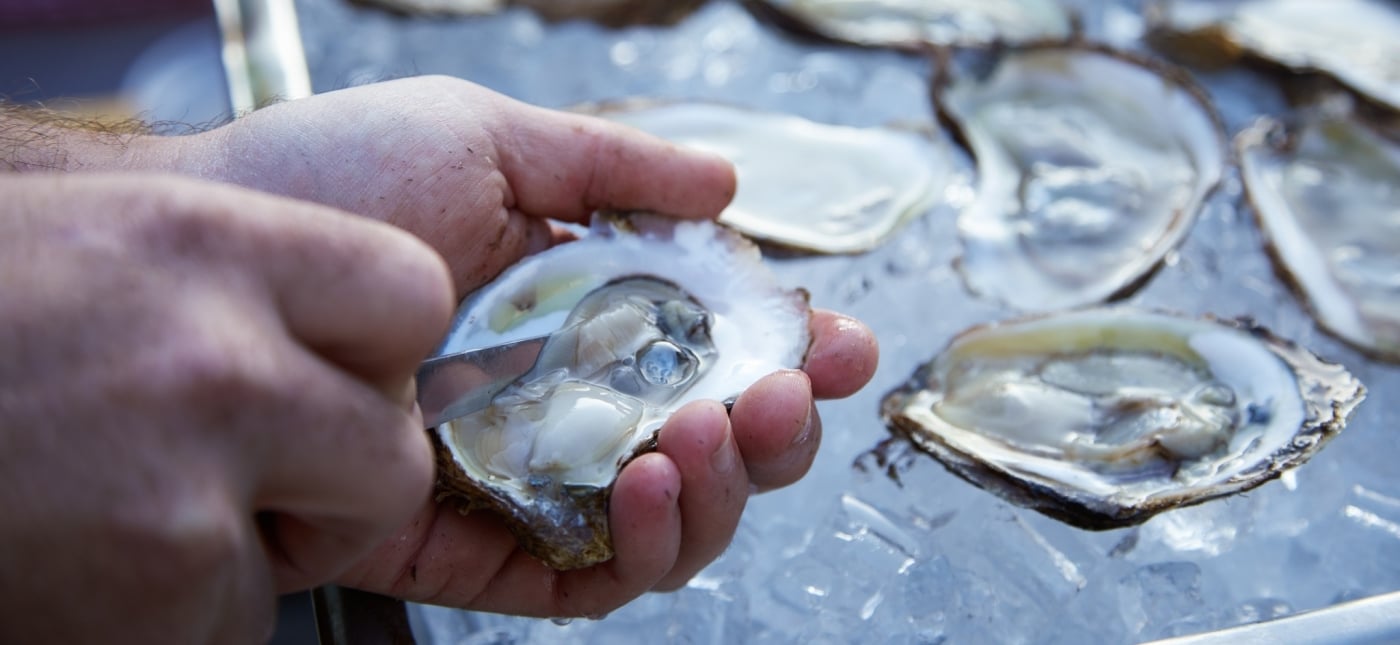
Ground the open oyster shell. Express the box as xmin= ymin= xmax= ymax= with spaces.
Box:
xmin=352 ymin=0 xmax=705 ymax=26
xmin=880 ymin=308 xmax=1365 ymax=530
xmin=743 ymin=0 xmax=1075 ymax=50
xmin=1238 ymin=106 xmax=1400 ymax=362
xmin=937 ymin=46 xmax=1226 ymax=311
xmin=1146 ymin=0 xmax=1400 ymax=111
xmin=349 ymin=0 xmax=499 ymax=15
xmin=513 ymin=0 xmax=707 ymax=26
xmin=595 ymin=101 xmax=962 ymax=254
xmin=432 ymin=213 xmax=811 ymax=570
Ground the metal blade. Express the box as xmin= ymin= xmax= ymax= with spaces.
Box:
xmin=415 ymin=335 xmax=550 ymax=428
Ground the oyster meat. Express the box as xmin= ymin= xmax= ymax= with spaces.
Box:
xmin=745 ymin=0 xmax=1075 ymax=50
xmin=598 ymin=101 xmax=961 ymax=254
xmin=881 ymin=308 xmax=1365 ymax=530
xmin=938 ymin=46 xmax=1226 ymax=311
xmin=433 ymin=213 xmax=811 ymax=569
xmin=1238 ymin=105 xmax=1400 ymax=362
xmin=1146 ymin=0 xmax=1400 ymax=111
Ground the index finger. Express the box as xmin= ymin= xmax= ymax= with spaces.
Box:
xmin=487 ymin=96 xmax=738 ymax=222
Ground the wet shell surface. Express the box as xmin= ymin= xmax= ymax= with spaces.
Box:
xmin=937 ymin=46 xmax=1226 ymax=311
xmin=598 ymin=101 xmax=960 ymax=254
xmin=353 ymin=0 xmax=704 ymax=26
xmin=1146 ymin=0 xmax=1400 ymax=111
xmin=880 ymin=308 xmax=1365 ymax=530
xmin=1238 ymin=107 xmax=1400 ymax=362
xmin=745 ymin=0 xmax=1075 ymax=49
xmin=513 ymin=0 xmax=707 ymax=26
xmin=432 ymin=213 xmax=811 ymax=570
xmin=350 ymin=0 xmax=499 ymax=15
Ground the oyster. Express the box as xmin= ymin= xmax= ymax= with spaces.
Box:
xmin=351 ymin=0 xmax=704 ymax=26
xmin=1146 ymin=0 xmax=1400 ymax=111
xmin=937 ymin=46 xmax=1226 ymax=311
xmin=349 ymin=0 xmax=501 ymax=16
xmin=513 ymin=0 xmax=706 ymax=26
xmin=1238 ymin=105 xmax=1400 ymax=362
xmin=433 ymin=213 xmax=811 ymax=569
xmin=880 ymin=308 xmax=1365 ymax=530
xmin=597 ymin=101 xmax=961 ymax=254
xmin=744 ymin=0 xmax=1075 ymax=50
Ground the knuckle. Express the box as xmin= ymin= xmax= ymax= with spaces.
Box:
xmin=118 ymin=179 xmax=242 ymax=260
xmin=142 ymin=330 xmax=286 ymax=412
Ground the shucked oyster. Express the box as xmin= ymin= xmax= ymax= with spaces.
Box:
xmin=597 ymin=101 xmax=960 ymax=254
xmin=744 ymin=0 xmax=1075 ymax=50
xmin=880 ymin=308 xmax=1364 ymax=530
xmin=937 ymin=46 xmax=1226 ymax=311
xmin=433 ymin=213 xmax=811 ymax=570
xmin=1146 ymin=0 xmax=1400 ymax=111
xmin=1238 ymin=105 xmax=1400 ymax=362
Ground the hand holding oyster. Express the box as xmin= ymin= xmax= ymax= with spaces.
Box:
xmin=381 ymin=214 xmax=877 ymax=614
xmin=217 ymin=77 xmax=882 ymax=618
xmin=432 ymin=213 xmax=819 ymax=570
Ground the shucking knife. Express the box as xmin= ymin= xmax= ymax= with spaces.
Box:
xmin=414 ymin=335 xmax=550 ymax=428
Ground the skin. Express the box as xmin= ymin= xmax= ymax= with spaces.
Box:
xmin=0 ymin=75 xmax=879 ymax=642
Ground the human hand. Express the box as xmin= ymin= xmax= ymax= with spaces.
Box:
xmin=172 ymin=76 xmax=879 ymax=617
xmin=0 ymin=173 xmax=453 ymax=642
xmin=339 ymin=312 xmax=876 ymax=618
xmin=161 ymin=74 xmax=739 ymax=298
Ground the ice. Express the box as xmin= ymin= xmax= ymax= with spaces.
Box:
xmin=1119 ymin=562 xmax=1206 ymax=639
xmin=290 ymin=0 xmax=1400 ymax=642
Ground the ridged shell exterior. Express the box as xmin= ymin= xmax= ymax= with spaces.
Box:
xmin=881 ymin=308 xmax=1365 ymax=530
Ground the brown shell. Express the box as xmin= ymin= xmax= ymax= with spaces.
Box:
xmin=514 ymin=0 xmax=707 ymax=27
xmin=431 ymin=430 xmax=659 ymax=570
xmin=880 ymin=310 xmax=1366 ymax=530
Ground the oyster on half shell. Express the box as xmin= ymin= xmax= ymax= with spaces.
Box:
xmin=745 ymin=0 xmax=1075 ymax=50
xmin=880 ymin=308 xmax=1364 ymax=530
xmin=432 ymin=213 xmax=811 ymax=570
xmin=352 ymin=0 xmax=705 ymax=26
xmin=1146 ymin=0 xmax=1400 ymax=111
xmin=937 ymin=46 xmax=1226 ymax=311
xmin=596 ymin=101 xmax=962 ymax=254
xmin=1238 ymin=104 xmax=1400 ymax=362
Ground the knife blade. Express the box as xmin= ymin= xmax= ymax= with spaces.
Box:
xmin=415 ymin=334 xmax=550 ymax=428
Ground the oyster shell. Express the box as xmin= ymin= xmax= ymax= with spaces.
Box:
xmin=352 ymin=0 xmax=704 ymax=26
xmin=596 ymin=101 xmax=961 ymax=254
xmin=744 ymin=0 xmax=1075 ymax=50
xmin=433 ymin=213 xmax=811 ymax=569
xmin=513 ymin=0 xmax=707 ymax=26
xmin=880 ymin=308 xmax=1365 ymax=530
xmin=1146 ymin=0 xmax=1400 ymax=111
xmin=937 ymin=46 xmax=1226 ymax=311
xmin=1238 ymin=105 xmax=1400 ymax=362
xmin=349 ymin=0 xmax=499 ymax=15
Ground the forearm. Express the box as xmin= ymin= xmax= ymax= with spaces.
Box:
xmin=0 ymin=103 xmax=213 ymax=176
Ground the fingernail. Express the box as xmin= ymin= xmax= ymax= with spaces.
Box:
xmin=710 ymin=432 xmax=737 ymax=475
xmin=789 ymin=403 xmax=817 ymax=448
xmin=786 ymin=371 xmax=817 ymax=448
